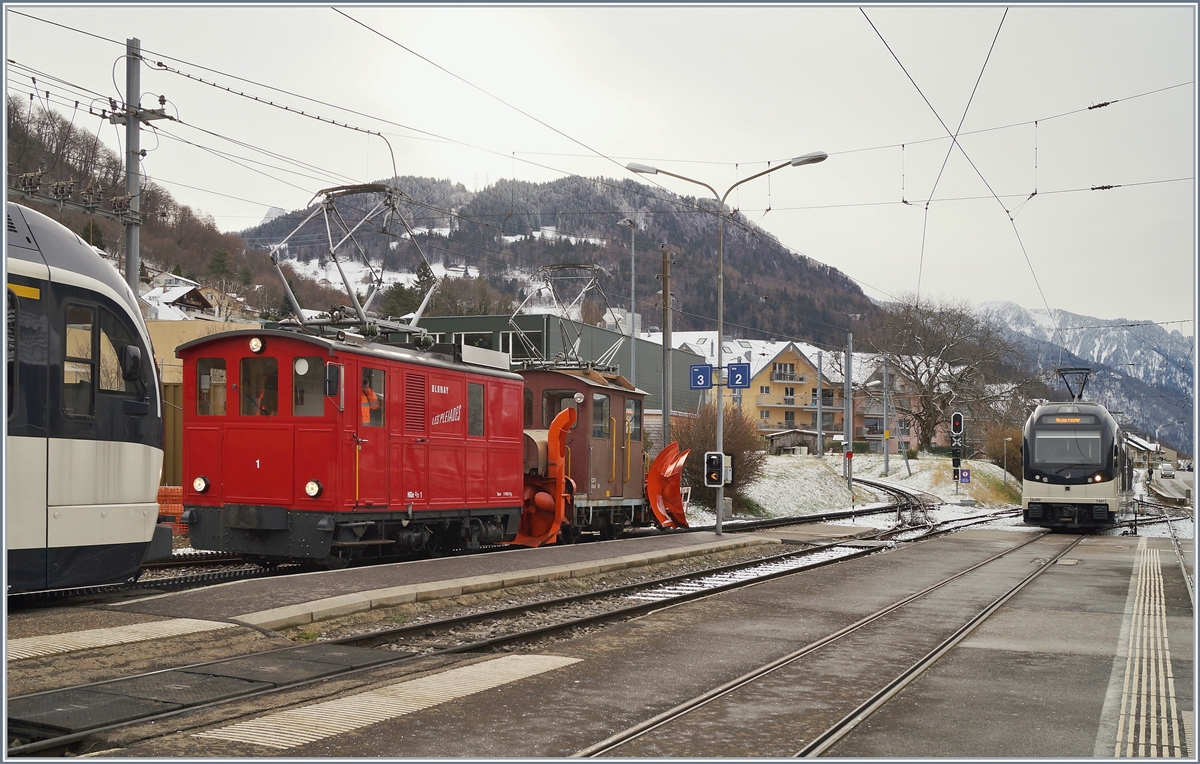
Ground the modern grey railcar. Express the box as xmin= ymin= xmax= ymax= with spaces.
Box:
xmin=1021 ymin=400 xmax=1129 ymax=530
xmin=6 ymin=202 xmax=166 ymax=591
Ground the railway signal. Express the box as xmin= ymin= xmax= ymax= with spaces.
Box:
xmin=951 ymin=411 xmax=964 ymax=435
xmin=704 ymin=452 xmax=723 ymax=487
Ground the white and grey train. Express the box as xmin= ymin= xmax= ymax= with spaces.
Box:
xmin=6 ymin=202 xmax=168 ymax=592
xmin=1021 ymin=399 xmax=1132 ymax=531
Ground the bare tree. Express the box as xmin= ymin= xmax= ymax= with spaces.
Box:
xmin=672 ymin=404 xmax=767 ymax=512
xmin=864 ymin=293 xmax=1038 ymax=450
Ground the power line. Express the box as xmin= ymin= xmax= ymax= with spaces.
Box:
xmin=861 ymin=8 xmax=1059 ymax=337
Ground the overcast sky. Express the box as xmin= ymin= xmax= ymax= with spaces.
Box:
xmin=5 ymin=4 xmax=1196 ymax=333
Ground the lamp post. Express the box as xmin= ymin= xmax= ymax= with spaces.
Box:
xmin=628 ymin=152 xmax=827 ymax=535
xmin=1003 ymin=437 xmax=1013 ymax=488
xmin=617 ymin=218 xmax=637 ymax=390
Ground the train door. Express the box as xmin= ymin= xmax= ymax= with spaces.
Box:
xmin=352 ymin=365 xmax=388 ymax=508
xmin=589 ymin=391 xmax=618 ymax=499
xmin=625 ymin=397 xmax=644 ymax=492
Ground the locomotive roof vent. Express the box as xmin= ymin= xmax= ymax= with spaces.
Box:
xmin=336 ymin=330 xmax=365 ymax=346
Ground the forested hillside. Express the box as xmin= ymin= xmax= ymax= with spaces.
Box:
xmin=240 ymin=174 xmax=881 ymax=346
xmin=5 ymin=95 xmax=341 ymax=313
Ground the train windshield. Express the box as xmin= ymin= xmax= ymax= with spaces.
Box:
xmin=1033 ymin=428 xmax=1103 ymax=466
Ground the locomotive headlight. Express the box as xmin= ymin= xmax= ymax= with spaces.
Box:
xmin=193 ymin=475 xmax=210 ymax=493
xmin=304 ymin=480 xmax=323 ymax=498
xmin=1094 ymin=473 xmax=1104 ymax=483
xmin=248 ymin=337 xmax=265 ymax=354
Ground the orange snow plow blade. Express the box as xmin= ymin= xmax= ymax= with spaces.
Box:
xmin=508 ymin=406 xmax=576 ymax=548
xmin=646 ymin=442 xmax=690 ymax=529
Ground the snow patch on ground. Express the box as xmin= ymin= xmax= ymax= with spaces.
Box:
xmin=686 ymin=453 xmax=1192 ymax=539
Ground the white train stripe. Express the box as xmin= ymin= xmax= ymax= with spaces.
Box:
xmin=193 ymin=654 xmax=580 ymax=749
xmin=6 ymin=618 xmax=236 ymax=661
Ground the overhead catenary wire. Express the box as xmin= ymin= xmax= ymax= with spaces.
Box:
xmin=861 ymin=8 xmax=1059 ymax=341
xmin=7 ymin=12 xmax=1190 ymax=343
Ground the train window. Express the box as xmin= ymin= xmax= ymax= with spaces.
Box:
xmin=1034 ymin=430 xmax=1103 ymax=466
xmin=592 ymin=393 xmax=610 ymax=438
xmin=6 ymin=289 xmax=16 ymax=419
xmin=241 ymin=357 xmax=278 ymax=416
xmin=292 ymin=356 xmax=324 ymax=416
xmin=542 ymin=389 xmax=579 ymax=429
xmin=98 ymin=309 xmax=139 ymax=395
xmin=468 ymin=382 xmax=485 ymax=436
xmin=63 ymin=304 xmax=96 ymax=417
xmin=626 ymin=399 xmax=642 ymax=442
xmin=523 ymin=388 xmax=533 ymax=428
xmin=197 ymin=359 xmax=227 ymax=415
xmin=360 ymin=367 xmax=384 ymax=427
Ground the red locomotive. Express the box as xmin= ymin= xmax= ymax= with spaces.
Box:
xmin=177 ymin=329 xmax=688 ymax=567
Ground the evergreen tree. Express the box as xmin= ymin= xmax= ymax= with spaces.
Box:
xmin=80 ymin=219 xmax=105 ymax=249
xmin=208 ymin=248 xmax=233 ymax=280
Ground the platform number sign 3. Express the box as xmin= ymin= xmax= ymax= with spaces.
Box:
xmin=727 ymin=362 xmax=750 ymax=389
xmin=690 ymin=364 xmax=713 ymax=390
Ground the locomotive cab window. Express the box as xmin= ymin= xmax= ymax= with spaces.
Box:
xmin=592 ymin=393 xmax=610 ymax=438
xmin=542 ymin=389 xmax=580 ymax=429
xmin=1033 ymin=428 xmax=1103 ymax=466
xmin=468 ymin=382 xmax=485 ymax=436
xmin=626 ymin=399 xmax=642 ymax=441
xmin=197 ymin=358 xmax=227 ymax=415
xmin=63 ymin=304 xmax=95 ymax=417
xmin=523 ymin=388 xmax=533 ymax=428
xmin=292 ymin=356 xmax=324 ymax=416
xmin=360 ymin=367 xmax=384 ymax=426
xmin=241 ymin=356 xmax=278 ymax=416
xmin=98 ymin=308 xmax=141 ymax=395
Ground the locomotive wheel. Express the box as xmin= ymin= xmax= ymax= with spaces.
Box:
xmin=555 ymin=523 xmax=581 ymax=545
xmin=425 ymin=535 xmax=448 ymax=558
xmin=600 ymin=519 xmax=623 ymax=541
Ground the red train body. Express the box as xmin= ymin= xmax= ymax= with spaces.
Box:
xmin=177 ymin=329 xmax=688 ymax=566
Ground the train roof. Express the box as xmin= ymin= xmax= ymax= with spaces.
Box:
xmin=175 ymin=327 xmax=524 ymax=380
xmin=6 ymin=202 xmax=143 ymax=325
xmin=521 ymin=366 xmax=648 ymax=396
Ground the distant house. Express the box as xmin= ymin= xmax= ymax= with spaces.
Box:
xmin=148 ymin=271 xmax=201 ymax=291
xmin=142 ymin=284 xmax=214 ymax=321
xmin=197 ymin=286 xmax=259 ymax=323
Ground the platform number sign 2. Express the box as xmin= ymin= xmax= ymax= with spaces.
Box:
xmin=727 ymin=362 xmax=751 ymax=389
xmin=690 ymin=364 xmax=713 ymax=390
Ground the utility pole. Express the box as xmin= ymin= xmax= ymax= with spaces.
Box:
xmin=816 ymin=351 xmax=823 ymax=456
xmin=883 ymin=356 xmax=890 ymax=476
xmin=618 ymin=219 xmax=637 ymax=389
xmin=108 ymin=38 xmax=171 ymax=298
xmin=844 ymin=333 xmax=853 ymax=494
xmin=659 ymin=244 xmax=674 ymax=449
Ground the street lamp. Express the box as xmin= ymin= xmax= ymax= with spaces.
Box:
xmin=617 ymin=218 xmax=637 ymax=390
xmin=628 ymin=151 xmax=828 ymax=535
xmin=1003 ymin=437 xmax=1013 ymax=488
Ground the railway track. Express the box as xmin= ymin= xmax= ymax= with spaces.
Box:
xmin=575 ymin=531 xmax=1081 ymax=757
xmin=11 ymin=516 xmax=986 ymax=756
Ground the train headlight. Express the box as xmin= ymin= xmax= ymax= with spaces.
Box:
xmin=1094 ymin=473 xmax=1103 ymax=483
xmin=193 ymin=475 xmax=210 ymax=493
xmin=249 ymin=337 xmax=265 ymax=354
xmin=304 ymin=480 xmax=323 ymax=498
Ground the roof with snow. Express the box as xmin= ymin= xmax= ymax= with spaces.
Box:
xmin=1124 ymin=434 xmax=1161 ymax=453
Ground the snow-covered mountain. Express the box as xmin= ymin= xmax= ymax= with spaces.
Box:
xmin=980 ymin=301 xmax=1194 ymax=454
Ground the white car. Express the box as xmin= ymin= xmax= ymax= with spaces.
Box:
xmin=1159 ymin=463 xmax=1175 ymax=479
